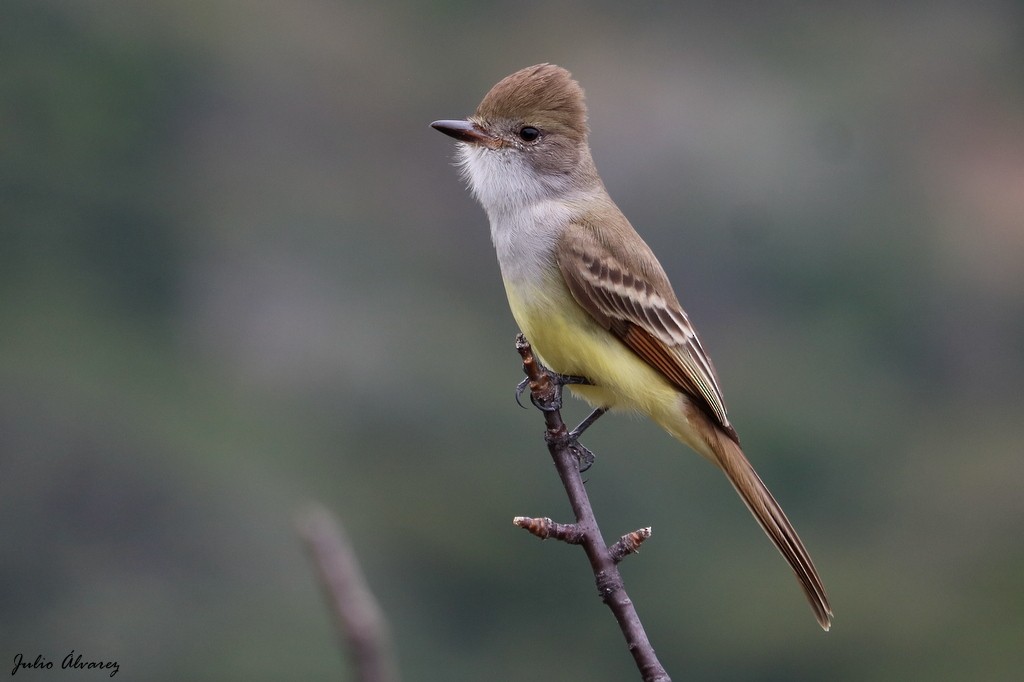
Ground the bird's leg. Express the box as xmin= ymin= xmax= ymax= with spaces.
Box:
xmin=556 ymin=373 xmax=593 ymax=387
xmin=516 ymin=366 xmax=598 ymax=471
xmin=545 ymin=372 xmax=592 ymax=411
xmin=568 ymin=407 xmax=607 ymax=441
xmin=565 ymin=408 xmax=605 ymax=473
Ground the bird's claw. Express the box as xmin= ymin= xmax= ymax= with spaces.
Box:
xmin=515 ymin=371 xmax=591 ymax=413
xmin=570 ymin=441 xmax=596 ymax=473
xmin=515 ymin=377 xmax=562 ymax=412
xmin=516 ymin=369 xmax=599 ymax=471
xmin=515 ymin=378 xmax=530 ymax=409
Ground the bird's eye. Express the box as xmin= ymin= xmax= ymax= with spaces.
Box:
xmin=518 ymin=126 xmax=540 ymax=142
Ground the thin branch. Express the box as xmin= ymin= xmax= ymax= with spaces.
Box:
xmin=514 ymin=334 xmax=671 ymax=682
xmin=297 ymin=504 xmax=400 ymax=682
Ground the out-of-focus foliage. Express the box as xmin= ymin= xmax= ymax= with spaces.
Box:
xmin=2 ymin=1 xmax=1023 ymax=680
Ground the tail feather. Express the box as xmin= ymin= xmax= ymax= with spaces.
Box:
xmin=694 ymin=411 xmax=833 ymax=630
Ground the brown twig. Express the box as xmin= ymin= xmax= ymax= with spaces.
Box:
xmin=297 ymin=504 xmax=400 ymax=682
xmin=513 ymin=516 xmax=585 ymax=544
xmin=610 ymin=527 xmax=653 ymax=563
xmin=514 ymin=334 xmax=671 ymax=682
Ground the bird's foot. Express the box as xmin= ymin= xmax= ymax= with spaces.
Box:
xmin=570 ymin=441 xmax=596 ymax=473
xmin=515 ymin=372 xmax=592 ymax=413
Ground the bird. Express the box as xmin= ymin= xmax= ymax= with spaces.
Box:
xmin=431 ymin=63 xmax=832 ymax=630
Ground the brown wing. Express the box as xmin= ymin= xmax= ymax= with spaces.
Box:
xmin=557 ymin=225 xmax=736 ymax=439
xmin=559 ymin=223 xmax=833 ymax=629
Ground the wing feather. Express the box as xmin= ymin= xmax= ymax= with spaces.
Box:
xmin=557 ymin=222 xmax=833 ymax=628
xmin=558 ymin=227 xmax=735 ymax=438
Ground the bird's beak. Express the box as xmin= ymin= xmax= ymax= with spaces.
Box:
xmin=431 ymin=119 xmax=498 ymax=147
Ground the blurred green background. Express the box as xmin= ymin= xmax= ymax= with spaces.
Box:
xmin=3 ymin=1 xmax=1023 ymax=680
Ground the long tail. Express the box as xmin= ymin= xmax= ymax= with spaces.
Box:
xmin=690 ymin=409 xmax=833 ymax=630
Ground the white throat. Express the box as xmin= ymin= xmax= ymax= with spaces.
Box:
xmin=457 ymin=143 xmax=586 ymax=283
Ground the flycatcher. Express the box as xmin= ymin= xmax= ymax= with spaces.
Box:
xmin=432 ymin=64 xmax=832 ymax=630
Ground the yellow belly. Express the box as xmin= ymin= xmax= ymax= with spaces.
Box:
xmin=505 ymin=275 xmax=716 ymax=459
xmin=505 ymin=275 xmax=683 ymax=420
